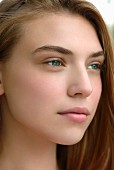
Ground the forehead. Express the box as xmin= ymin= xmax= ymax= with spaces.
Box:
xmin=22 ymin=12 xmax=95 ymax=35
xmin=15 ymin=12 xmax=102 ymax=55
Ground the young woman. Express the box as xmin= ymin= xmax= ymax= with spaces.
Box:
xmin=0 ymin=0 xmax=114 ymax=170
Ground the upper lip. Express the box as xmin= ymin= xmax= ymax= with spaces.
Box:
xmin=58 ymin=107 xmax=90 ymax=115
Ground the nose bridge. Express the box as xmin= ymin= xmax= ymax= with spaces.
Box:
xmin=67 ymin=65 xmax=93 ymax=97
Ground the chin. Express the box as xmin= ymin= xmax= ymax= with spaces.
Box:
xmin=55 ymin=132 xmax=85 ymax=146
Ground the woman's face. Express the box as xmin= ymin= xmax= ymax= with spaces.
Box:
xmin=0 ymin=13 xmax=104 ymax=145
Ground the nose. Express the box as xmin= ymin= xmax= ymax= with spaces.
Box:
xmin=67 ymin=67 xmax=93 ymax=98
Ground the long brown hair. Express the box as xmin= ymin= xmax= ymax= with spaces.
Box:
xmin=0 ymin=0 xmax=114 ymax=169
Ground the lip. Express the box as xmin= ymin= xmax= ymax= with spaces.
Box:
xmin=58 ymin=107 xmax=90 ymax=123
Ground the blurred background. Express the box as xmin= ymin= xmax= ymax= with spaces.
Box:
xmin=89 ymin=0 xmax=114 ymax=41
xmin=0 ymin=0 xmax=114 ymax=40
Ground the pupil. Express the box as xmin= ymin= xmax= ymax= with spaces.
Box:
xmin=93 ymin=64 xmax=97 ymax=69
xmin=52 ymin=61 xmax=60 ymax=66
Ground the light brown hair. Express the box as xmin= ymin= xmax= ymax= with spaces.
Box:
xmin=0 ymin=0 xmax=114 ymax=169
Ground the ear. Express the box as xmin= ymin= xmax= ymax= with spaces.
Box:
xmin=0 ymin=63 xmax=4 ymax=96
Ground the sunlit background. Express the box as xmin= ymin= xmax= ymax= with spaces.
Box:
xmin=89 ymin=0 xmax=114 ymax=25
xmin=88 ymin=0 xmax=114 ymax=39
xmin=0 ymin=0 xmax=114 ymax=38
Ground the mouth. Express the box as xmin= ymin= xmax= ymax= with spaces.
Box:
xmin=58 ymin=107 xmax=90 ymax=123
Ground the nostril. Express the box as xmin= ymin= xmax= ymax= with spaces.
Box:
xmin=67 ymin=83 xmax=93 ymax=98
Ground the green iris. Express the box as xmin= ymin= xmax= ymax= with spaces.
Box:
xmin=48 ymin=60 xmax=62 ymax=66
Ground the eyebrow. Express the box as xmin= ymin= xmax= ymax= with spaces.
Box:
xmin=32 ymin=45 xmax=73 ymax=55
xmin=32 ymin=45 xmax=104 ymax=58
xmin=90 ymin=51 xmax=104 ymax=58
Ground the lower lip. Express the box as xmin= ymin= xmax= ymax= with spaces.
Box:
xmin=59 ymin=113 xmax=87 ymax=123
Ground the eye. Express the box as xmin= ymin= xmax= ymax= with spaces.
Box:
xmin=44 ymin=59 xmax=65 ymax=67
xmin=87 ymin=63 xmax=103 ymax=71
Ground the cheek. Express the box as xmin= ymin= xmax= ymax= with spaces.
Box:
xmin=19 ymin=74 xmax=64 ymax=104
xmin=2 ymin=69 xmax=64 ymax=131
xmin=3 ymin=68 xmax=65 ymax=114
xmin=91 ymin=76 xmax=102 ymax=112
